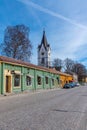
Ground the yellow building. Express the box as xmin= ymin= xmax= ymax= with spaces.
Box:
xmin=50 ymin=68 xmax=73 ymax=88
xmin=59 ymin=72 xmax=73 ymax=87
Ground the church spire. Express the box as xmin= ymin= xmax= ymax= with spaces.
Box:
xmin=41 ymin=29 xmax=48 ymax=49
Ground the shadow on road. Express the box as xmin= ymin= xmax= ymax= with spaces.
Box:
xmin=52 ymin=109 xmax=87 ymax=114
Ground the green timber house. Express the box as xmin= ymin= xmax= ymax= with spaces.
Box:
xmin=0 ymin=56 xmax=60 ymax=95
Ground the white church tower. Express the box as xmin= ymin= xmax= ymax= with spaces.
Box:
xmin=38 ymin=30 xmax=51 ymax=68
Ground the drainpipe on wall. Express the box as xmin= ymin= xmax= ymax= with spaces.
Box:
xmin=1 ymin=63 xmax=4 ymax=94
xmin=34 ymin=69 xmax=36 ymax=90
xmin=50 ymin=73 xmax=52 ymax=89
xmin=43 ymin=71 xmax=45 ymax=89
xmin=21 ymin=66 xmax=24 ymax=92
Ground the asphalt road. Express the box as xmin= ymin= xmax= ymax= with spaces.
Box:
xmin=0 ymin=86 xmax=87 ymax=130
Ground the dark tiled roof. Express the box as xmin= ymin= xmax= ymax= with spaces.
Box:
xmin=0 ymin=55 xmax=72 ymax=76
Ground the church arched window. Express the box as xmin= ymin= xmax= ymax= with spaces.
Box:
xmin=41 ymin=58 xmax=45 ymax=64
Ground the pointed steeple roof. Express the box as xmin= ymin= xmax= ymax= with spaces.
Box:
xmin=38 ymin=30 xmax=50 ymax=50
xmin=41 ymin=30 xmax=48 ymax=49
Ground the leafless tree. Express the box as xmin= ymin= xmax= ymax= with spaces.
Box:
xmin=72 ymin=63 xmax=87 ymax=81
xmin=1 ymin=24 xmax=32 ymax=62
xmin=52 ymin=58 xmax=63 ymax=71
xmin=63 ymin=58 xmax=74 ymax=73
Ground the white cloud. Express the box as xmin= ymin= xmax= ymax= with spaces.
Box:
xmin=51 ymin=26 xmax=87 ymax=61
xmin=18 ymin=0 xmax=87 ymax=30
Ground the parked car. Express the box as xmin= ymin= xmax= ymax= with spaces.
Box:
xmin=69 ymin=82 xmax=76 ymax=88
xmin=75 ymin=82 xmax=80 ymax=87
xmin=63 ymin=82 xmax=77 ymax=89
xmin=63 ymin=83 xmax=71 ymax=89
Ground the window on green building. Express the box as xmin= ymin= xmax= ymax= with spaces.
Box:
xmin=57 ymin=77 xmax=59 ymax=84
xmin=37 ymin=76 xmax=41 ymax=85
xmin=26 ymin=76 xmax=32 ymax=86
xmin=45 ymin=77 xmax=48 ymax=84
xmin=52 ymin=79 xmax=54 ymax=86
xmin=14 ymin=74 xmax=20 ymax=87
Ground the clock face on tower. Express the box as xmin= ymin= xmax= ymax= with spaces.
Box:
xmin=42 ymin=52 xmax=44 ymax=55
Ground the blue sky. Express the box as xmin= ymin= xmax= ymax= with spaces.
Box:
xmin=0 ymin=0 xmax=87 ymax=66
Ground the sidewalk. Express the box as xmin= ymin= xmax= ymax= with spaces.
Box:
xmin=0 ymin=87 xmax=61 ymax=98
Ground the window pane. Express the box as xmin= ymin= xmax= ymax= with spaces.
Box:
xmin=41 ymin=58 xmax=44 ymax=64
xmin=37 ymin=76 xmax=41 ymax=85
xmin=45 ymin=77 xmax=48 ymax=84
xmin=52 ymin=79 xmax=54 ymax=85
xmin=26 ymin=76 xmax=32 ymax=86
xmin=14 ymin=75 xmax=20 ymax=87
xmin=57 ymin=77 xmax=59 ymax=84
